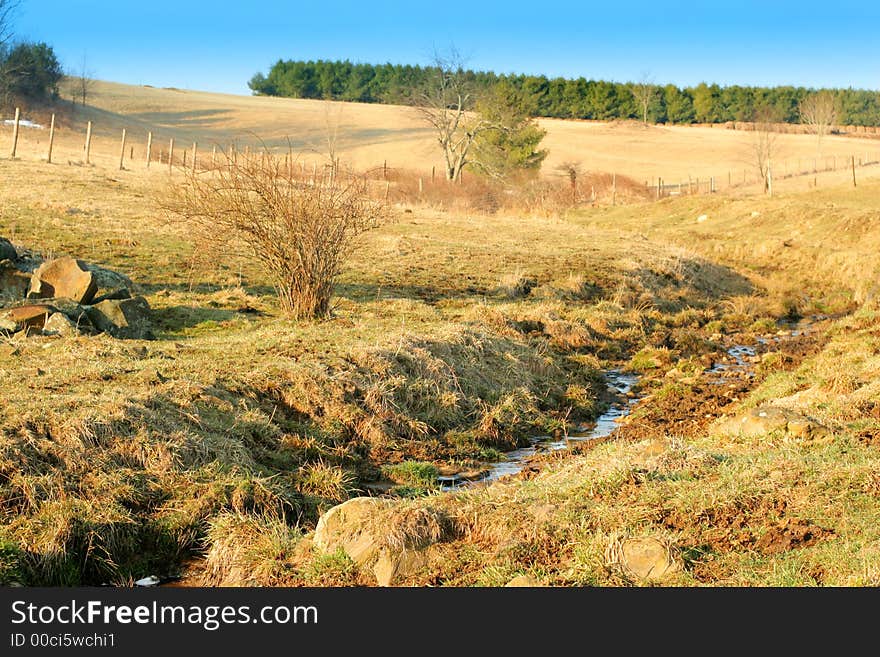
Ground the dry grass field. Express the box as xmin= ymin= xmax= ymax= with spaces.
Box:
xmin=2 ymin=79 xmax=880 ymax=588
xmin=4 ymin=79 xmax=880 ymax=191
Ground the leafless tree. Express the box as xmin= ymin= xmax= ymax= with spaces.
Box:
xmin=413 ymin=47 xmax=495 ymax=181
xmin=162 ymin=148 xmax=388 ymax=319
xmin=799 ymin=90 xmax=838 ymax=157
xmin=72 ymin=52 xmax=96 ymax=106
xmin=0 ymin=0 xmax=19 ymax=49
xmin=629 ymin=74 xmax=657 ymax=126
xmin=751 ymin=106 xmax=782 ymax=194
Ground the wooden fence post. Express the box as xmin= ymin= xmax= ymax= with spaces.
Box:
xmin=767 ymin=159 xmax=773 ymax=197
xmin=84 ymin=120 xmax=92 ymax=165
xmin=418 ymin=177 xmax=423 ymax=197
xmin=9 ymin=107 xmax=20 ymax=158
xmin=47 ymin=113 xmax=56 ymax=164
xmin=168 ymin=138 xmax=174 ymax=174
xmin=119 ymin=128 xmax=127 ymax=170
xmin=383 ymin=159 xmax=387 ymax=180
xmin=191 ymin=143 xmax=197 ymax=173
xmin=612 ymin=172 xmax=616 ymax=206
xmin=852 ymin=156 xmax=857 ymax=187
xmin=146 ymin=132 xmax=152 ymax=168
xmin=211 ymin=144 xmax=216 ymax=168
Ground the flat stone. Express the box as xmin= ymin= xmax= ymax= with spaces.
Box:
xmin=29 ymin=257 xmax=97 ymax=304
xmin=85 ymin=296 xmax=154 ymax=339
xmin=616 ymin=537 xmax=680 ymax=582
xmin=2 ymin=304 xmax=55 ymax=331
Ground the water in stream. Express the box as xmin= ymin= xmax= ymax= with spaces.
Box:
xmin=444 ymin=321 xmax=815 ymax=490
xmin=440 ymin=370 xmax=641 ymax=490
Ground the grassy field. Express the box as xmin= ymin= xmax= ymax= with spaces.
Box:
xmin=5 ymin=79 xmax=880 ymax=190
xmin=1 ymin=81 xmax=880 ymax=586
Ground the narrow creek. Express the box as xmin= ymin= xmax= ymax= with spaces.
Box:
xmin=440 ymin=370 xmax=641 ymax=490
xmin=442 ymin=319 xmax=816 ymax=490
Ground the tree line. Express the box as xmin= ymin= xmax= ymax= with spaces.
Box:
xmin=249 ymin=59 xmax=880 ymax=127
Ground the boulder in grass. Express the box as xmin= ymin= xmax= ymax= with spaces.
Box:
xmin=0 ymin=238 xmax=16 ymax=262
xmin=313 ymin=497 xmax=388 ymax=566
xmin=85 ymin=296 xmax=154 ymax=340
xmin=44 ymin=312 xmax=82 ymax=337
xmin=0 ymin=260 xmax=30 ymax=301
xmin=36 ymin=297 xmax=93 ymax=331
xmin=28 ymin=257 xmax=98 ymax=305
xmin=83 ymin=263 xmax=135 ymax=301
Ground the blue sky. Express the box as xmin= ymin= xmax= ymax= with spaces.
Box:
xmin=12 ymin=1 xmax=880 ymax=96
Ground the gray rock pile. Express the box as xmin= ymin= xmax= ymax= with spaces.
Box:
xmin=0 ymin=237 xmax=154 ymax=340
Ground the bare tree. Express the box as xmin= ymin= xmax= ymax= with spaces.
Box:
xmin=629 ymin=74 xmax=657 ymax=126
xmin=413 ymin=47 xmax=495 ymax=181
xmin=799 ymin=90 xmax=838 ymax=157
xmin=0 ymin=0 xmax=19 ymax=49
xmin=71 ymin=52 xmax=96 ymax=106
xmin=162 ymin=149 xmax=387 ymax=319
xmin=751 ymin=106 xmax=782 ymax=194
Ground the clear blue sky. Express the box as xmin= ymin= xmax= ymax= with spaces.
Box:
xmin=12 ymin=1 xmax=880 ymax=96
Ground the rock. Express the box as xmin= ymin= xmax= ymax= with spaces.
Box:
xmin=713 ymin=406 xmax=827 ymax=440
xmin=44 ymin=312 xmax=81 ymax=337
xmin=0 ymin=260 xmax=30 ymax=301
xmin=85 ymin=296 xmax=154 ymax=339
xmin=373 ymin=548 xmax=428 ymax=587
xmin=609 ymin=537 xmax=680 ymax=582
xmin=36 ymin=297 xmax=92 ymax=328
xmin=505 ymin=575 xmax=546 ymax=587
xmin=0 ymin=238 xmax=16 ymax=262
xmin=83 ymin=263 xmax=134 ymax=293
xmin=696 ymin=214 xmax=709 ymax=223
xmin=1 ymin=304 xmax=55 ymax=333
xmin=313 ymin=497 xmax=388 ymax=566
xmin=28 ymin=257 xmax=98 ymax=304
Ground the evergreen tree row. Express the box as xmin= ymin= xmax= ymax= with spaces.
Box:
xmin=249 ymin=59 xmax=880 ymax=127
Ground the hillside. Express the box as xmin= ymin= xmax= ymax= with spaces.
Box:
xmin=3 ymin=79 xmax=879 ymax=190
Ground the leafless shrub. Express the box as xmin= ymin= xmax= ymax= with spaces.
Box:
xmin=162 ymin=149 xmax=388 ymax=319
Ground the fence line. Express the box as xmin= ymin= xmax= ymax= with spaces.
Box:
xmin=4 ymin=110 xmax=880 ymax=202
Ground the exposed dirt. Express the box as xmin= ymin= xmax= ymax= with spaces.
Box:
xmin=613 ymin=320 xmax=831 ymax=443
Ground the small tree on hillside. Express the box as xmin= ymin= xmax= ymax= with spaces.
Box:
xmin=799 ymin=90 xmax=838 ymax=157
xmin=472 ymin=80 xmax=547 ymax=179
xmin=629 ymin=74 xmax=658 ymax=125
xmin=71 ymin=52 xmax=96 ymax=106
xmin=751 ymin=105 xmax=782 ymax=194
xmin=162 ymin=150 xmax=388 ymax=319
xmin=413 ymin=48 xmax=495 ymax=181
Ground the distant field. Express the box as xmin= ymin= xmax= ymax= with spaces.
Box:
xmin=4 ymin=79 xmax=880 ymax=191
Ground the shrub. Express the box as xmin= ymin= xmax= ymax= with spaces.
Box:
xmin=163 ymin=151 xmax=388 ymax=319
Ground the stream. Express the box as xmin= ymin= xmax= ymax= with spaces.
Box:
xmin=441 ymin=321 xmax=814 ymax=490
xmin=439 ymin=370 xmax=641 ymax=490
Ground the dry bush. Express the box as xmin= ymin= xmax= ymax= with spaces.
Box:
xmin=375 ymin=167 xmax=650 ymax=217
xmin=162 ymin=150 xmax=388 ymax=319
